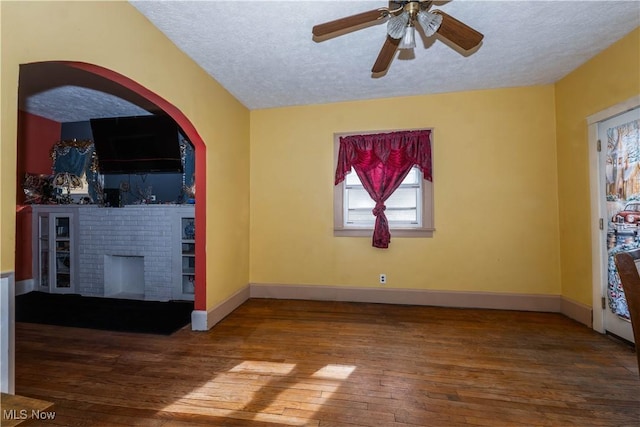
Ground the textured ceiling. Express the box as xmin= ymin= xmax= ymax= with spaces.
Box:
xmin=21 ymin=1 xmax=640 ymax=123
xmin=19 ymin=63 xmax=158 ymax=123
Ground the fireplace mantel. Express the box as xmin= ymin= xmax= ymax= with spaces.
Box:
xmin=30 ymin=204 xmax=195 ymax=301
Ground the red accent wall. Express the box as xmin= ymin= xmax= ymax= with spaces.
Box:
xmin=15 ymin=110 xmax=61 ymax=281
xmin=17 ymin=110 xmax=61 ymax=181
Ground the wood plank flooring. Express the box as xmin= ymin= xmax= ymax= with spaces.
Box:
xmin=13 ymin=298 xmax=640 ymax=426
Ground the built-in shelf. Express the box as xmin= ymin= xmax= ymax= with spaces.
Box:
xmin=180 ymin=217 xmax=196 ymax=297
xmin=34 ymin=209 xmax=75 ymax=293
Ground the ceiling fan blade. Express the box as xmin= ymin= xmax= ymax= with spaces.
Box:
xmin=433 ymin=10 xmax=483 ymax=50
xmin=372 ymin=36 xmax=400 ymax=73
xmin=312 ymin=9 xmax=387 ymax=37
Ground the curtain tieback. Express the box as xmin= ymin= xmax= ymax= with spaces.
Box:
xmin=372 ymin=202 xmax=386 ymax=217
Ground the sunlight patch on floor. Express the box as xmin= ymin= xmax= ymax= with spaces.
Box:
xmin=229 ymin=360 xmax=297 ymax=375
xmin=311 ymin=364 xmax=356 ymax=380
xmin=161 ymin=361 xmax=356 ymax=426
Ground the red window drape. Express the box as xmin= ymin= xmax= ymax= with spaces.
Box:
xmin=335 ymin=129 xmax=432 ymax=248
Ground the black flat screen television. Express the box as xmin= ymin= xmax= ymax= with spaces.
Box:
xmin=90 ymin=115 xmax=183 ymax=174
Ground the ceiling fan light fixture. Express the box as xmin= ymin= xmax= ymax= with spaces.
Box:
xmin=312 ymin=1 xmax=485 ymax=74
xmin=387 ymin=11 xmax=409 ymax=39
xmin=417 ymin=11 xmax=443 ymax=37
xmin=399 ymin=25 xmax=416 ymax=49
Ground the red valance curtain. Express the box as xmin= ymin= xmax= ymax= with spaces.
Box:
xmin=335 ymin=129 xmax=432 ymax=248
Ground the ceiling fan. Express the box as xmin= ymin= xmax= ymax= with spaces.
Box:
xmin=312 ymin=1 xmax=484 ymax=73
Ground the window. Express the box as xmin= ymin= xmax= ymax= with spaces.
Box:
xmin=333 ymin=132 xmax=434 ymax=238
xmin=345 ymin=166 xmax=422 ymax=227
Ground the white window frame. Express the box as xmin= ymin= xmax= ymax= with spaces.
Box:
xmin=333 ymin=130 xmax=435 ymax=237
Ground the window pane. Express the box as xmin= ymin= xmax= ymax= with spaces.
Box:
xmin=342 ymin=165 xmax=422 ymax=228
xmin=345 ymin=171 xmax=361 ymax=186
xmin=346 ymin=188 xmax=374 ymax=208
xmin=334 ymin=133 xmax=434 ymax=235
xmin=386 ymin=208 xmax=418 ymax=223
xmin=386 ymin=187 xmax=418 ymax=209
xmin=346 ymin=167 xmax=420 ymax=186
xmin=347 ymin=208 xmax=417 ymax=224
xmin=402 ymin=168 xmax=419 ymax=185
xmin=346 ymin=209 xmax=374 ymax=223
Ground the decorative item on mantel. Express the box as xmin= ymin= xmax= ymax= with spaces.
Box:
xmin=50 ymin=138 xmax=95 ymax=164
xmin=51 ymin=138 xmax=99 ymax=204
xmin=22 ymin=173 xmax=54 ymax=204
xmin=179 ymin=136 xmax=195 ymax=204
xmin=182 ymin=173 xmax=196 ymax=204
xmin=53 ymin=172 xmax=82 ymax=204
xmin=134 ymin=184 xmax=155 ymax=204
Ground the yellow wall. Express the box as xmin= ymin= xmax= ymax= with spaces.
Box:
xmin=0 ymin=0 xmax=14 ymax=276
xmin=2 ymin=2 xmax=636 ymax=311
xmin=555 ymin=27 xmax=640 ymax=305
xmin=0 ymin=1 xmax=250 ymax=308
xmin=250 ymin=86 xmax=561 ymax=295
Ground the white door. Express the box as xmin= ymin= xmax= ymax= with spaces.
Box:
xmin=598 ymin=107 xmax=640 ymax=343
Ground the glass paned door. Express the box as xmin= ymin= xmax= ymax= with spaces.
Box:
xmin=54 ymin=216 xmax=71 ymax=290
xmin=602 ymin=107 xmax=640 ymax=343
xmin=181 ymin=217 xmax=196 ymax=297
xmin=38 ymin=215 xmax=50 ymax=289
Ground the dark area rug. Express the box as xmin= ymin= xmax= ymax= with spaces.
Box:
xmin=15 ymin=291 xmax=193 ymax=335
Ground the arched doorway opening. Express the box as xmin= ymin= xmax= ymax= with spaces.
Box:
xmin=16 ymin=61 xmax=207 ymax=313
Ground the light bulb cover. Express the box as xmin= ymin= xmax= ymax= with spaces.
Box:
xmin=387 ymin=11 xmax=409 ymax=39
xmin=399 ymin=25 xmax=416 ymax=49
xmin=417 ymin=11 xmax=443 ymax=37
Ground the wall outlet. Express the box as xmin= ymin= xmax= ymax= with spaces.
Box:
xmin=379 ymin=274 xmax=386 ymax=285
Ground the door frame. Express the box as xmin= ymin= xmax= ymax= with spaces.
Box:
xmin=589 ymin=95 xmax=640 ymax=334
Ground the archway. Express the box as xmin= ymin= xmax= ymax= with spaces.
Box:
xmin=17 ymin=61 xmax=207 ymax=313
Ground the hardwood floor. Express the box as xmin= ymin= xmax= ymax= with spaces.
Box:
xmin=12 ymin=299 xmax=640 ymax=426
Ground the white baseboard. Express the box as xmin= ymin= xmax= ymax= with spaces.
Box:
xmin=194 ymin=283 xmax=593 ymax=331
xmin=1 ymin=272 xmax=15 ymax=393
xmin=192 ymin=285 xmax=251 ymax=331
xmin=191 ymin=310 xmax=208 ymax=331
xmin=15 ymin=279 xmax=34 ymax=296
